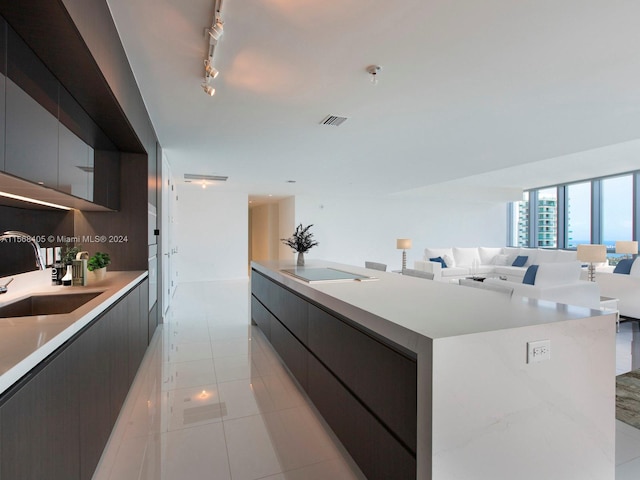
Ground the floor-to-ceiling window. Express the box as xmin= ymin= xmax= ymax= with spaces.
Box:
xmin=508 ymin=171 xmax=638 ymax=262
xmin=510 ymin=192 xmax=529 ymax=247
xmin=536 ymin=187 xmax=558 ymax=248
xmin=567 ymin=182 xmax=591 ymax=248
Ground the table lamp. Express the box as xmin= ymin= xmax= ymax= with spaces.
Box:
xmin=577 ymin=244 xmax=607 ymax=282
xmin=396 ymin=239 xmax=412 ymax=271
xmin=615 ymin=241 xmax=638 ymax=259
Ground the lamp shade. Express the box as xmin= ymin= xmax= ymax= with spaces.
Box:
xmin=615 ymin=241 xmax=638 ymax=255
xmin=577 ymin=244 xmax=607 ymax=263
xmin=396 ymin=238 xmax=412 ymax=250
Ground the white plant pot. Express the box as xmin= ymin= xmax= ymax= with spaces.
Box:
xmin=89 ymin=267 xmax=107 ymax=283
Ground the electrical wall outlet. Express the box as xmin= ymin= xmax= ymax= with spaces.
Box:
xmin=527 ymin=340 xmax=551 ymax=363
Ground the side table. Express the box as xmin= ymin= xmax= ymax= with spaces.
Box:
xmin=600 ymin=296 xmax=620 ymax=332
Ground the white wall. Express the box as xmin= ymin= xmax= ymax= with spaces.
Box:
xmin=175 ymin=186 xmax=248 ymax=281
xmin=295 ymin=195 xmax=507 ymax=270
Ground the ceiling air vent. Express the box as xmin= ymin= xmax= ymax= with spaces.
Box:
xmin=320 ymin=115 xmax=348 ymax=126
xmin=184 ymin=173 xmax=228 ymax=182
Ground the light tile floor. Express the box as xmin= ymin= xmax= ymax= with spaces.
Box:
xmin=94 ymin=280 xmax=640 ymax=479
xmin=93 ymin=280 xmax=365 ymax=480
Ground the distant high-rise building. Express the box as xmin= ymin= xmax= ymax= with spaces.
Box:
xmin=515 ymin=198 xmax=557 ymax=248
xmin=537 ymin=199 xmax=557 ymax=248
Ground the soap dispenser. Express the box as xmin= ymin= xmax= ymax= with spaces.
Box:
xmin=61 ymin=264 xmax=73 ymax=286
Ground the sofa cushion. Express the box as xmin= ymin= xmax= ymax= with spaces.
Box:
xmin=630 ymin=258 xmax=640 ymax=277
xmin=536 ymin=249 xmax=557 ymax=264
xmin=522 ymin=265 xmax=539 ymax=285
xmin=441 ymin=267 xmax=469 ymax=277
xmin=429 ymin=256 xmax=447 ymax=268
xmin=556 ymin=249 xmax=578 ymax=262
xmin=534 ymin=262 xmax=581 ymax=287
xmin=512 ymin=255 xmax=528 ymax=267
xmin=453 ymin=247 xmax=481 ymax=267
xmin=614 ymin=259 xmax=634 ymax=275
xmin=492 ymin=254 xmax=511 ymax=266
xmin=479 ymin=247 xmax=502 ymax=265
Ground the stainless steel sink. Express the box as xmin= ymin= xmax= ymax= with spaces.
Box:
xmin=0 ymin=291 xmax=104 ymax=318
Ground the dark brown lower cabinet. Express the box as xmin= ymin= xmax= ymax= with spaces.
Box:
xmin=0 ymin=343 xmax=80 ymax=480
xmin=251 ymin=269 xmax=417 ymax=480
xmin=0 ymin=278 xmax=149 ymax=480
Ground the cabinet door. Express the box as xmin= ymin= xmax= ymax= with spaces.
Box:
xmin=0 ymin=346 xmax=80 ymax=480
xmin=307 ymin=354 xmax=415 ymax=480
xmin=107 ymin=299 xmax=130 ymax=422
xmin=251 ymin=295 xmax=272 ymax=339
xmin=5 ymin=78 xmax=59 ymax=188
xmin=308 ymin=305 xmax=417 ymax=453
xmin=0 ymin=18 xmax=6 ymax=172
xmin=77 ymin=315 xmax=113 ymax=479
xmin=58 ymin=122 xmax=92 ymax=200
xmin=270 ymin=316 xmax=308 ymax=389
xmin=128 ymin=284 xmax=144 ymax=382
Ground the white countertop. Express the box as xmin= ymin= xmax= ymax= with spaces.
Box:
xmin=0 ymin=268 xmax=148 ymax=395
xmin=252 ymin=260 xmax=606 ymax=353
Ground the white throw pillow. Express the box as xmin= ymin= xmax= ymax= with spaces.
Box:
xmin=534 ymin=262 xmax=581 ymax=287
xmin=443 ymin=254 xmax=455 ymax=267
xmin=479 ymin=247 xmax=502 ymax=265
xmin=453 ymin=247 xmax=481 ymax=267
xmin=630 ymin=258 xmax=640 ymax=277
xmin=492 ymin=254 xmax=511 ymax=266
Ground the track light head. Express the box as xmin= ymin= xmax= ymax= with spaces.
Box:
xmin=204 ymin=59 xmax=219 ymax=79
xmin=208 ymin=19 xmax=224 ymax=42
xmin=202 ymin=83 xmax=215 ymax=96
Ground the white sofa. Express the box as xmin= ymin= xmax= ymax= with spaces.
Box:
xmin=414 ymin=247 xmax=578 ymax=283
xmin=484 ymin=262 xmax=601 ymax=310
xmin=591 ymin=257 xmax=640 ymax=319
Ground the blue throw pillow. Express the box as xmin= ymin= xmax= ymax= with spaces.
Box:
xmin=614 ymin=259 xmax=634 ymax=274
xmin=522 ymin=265 xmax=539 ymax=285
xmin=512 ymin=255 xmax=528 ymax=267
xmin=429 ymin=256 xmax=447 ymax=268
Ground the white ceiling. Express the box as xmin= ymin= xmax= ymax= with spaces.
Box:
xmin=106 ymin=0 xmax=640 ymax=199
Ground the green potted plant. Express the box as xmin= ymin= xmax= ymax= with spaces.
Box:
xmin=281 ymin=224 xmax=319 ymax=266
xmin=88 ymin=252 xmax=111 ymax=282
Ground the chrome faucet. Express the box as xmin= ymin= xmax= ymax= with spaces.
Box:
xmin=0 ymin=231 xmax=45 ymax=270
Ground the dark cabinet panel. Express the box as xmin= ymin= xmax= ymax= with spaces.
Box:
xmin=58 ymin=121 xmax=93 ymax=200
xmin=93 ymin=149 xmax=120 ymax=210
xmin=5 ymin=78 xmax=58 ymax=188
xmin=308 ymin=354 xmax=415 ymax=480
xmin=77 ymin=312 xmax=112 ymax=479
xmin=0 ymin=345 xmax=80 ymax=480
xmin=270 ymin=316 xmax=308 ymax=390
xmin=251 ymin=295 xmax=272 ymax=339
xmin=251 ymin=271 xmax=307 ymax=343
xmin=139 ymin=278 xmax=151 ymax=344
xmin=127 ymin=284 xmax=143 ymax=383
xmin=108 ymin=298 xmax=130 ymax=422
xmin=308 ymin=305 xmax=417 ymax=453
xmin=0 ymin=18 xmax=6 ymax=172
xmin=6 ymin=26 xmax=58 ymax=118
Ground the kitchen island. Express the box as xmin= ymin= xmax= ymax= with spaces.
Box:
xmin=251 ymin=260 xmax=616 ymax=480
